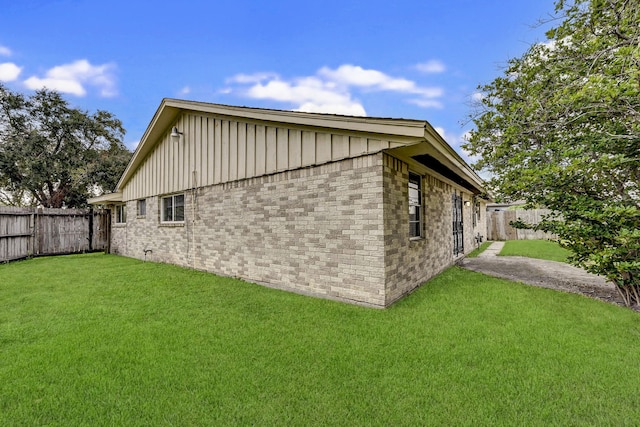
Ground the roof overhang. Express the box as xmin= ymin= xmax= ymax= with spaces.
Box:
xmin=113 ymin=98 xmax=488 ymax=197
xmin=88 ymin=191 xmax=123 ymax=205
xmin=386 ymin=122 xmax=486 ymax=195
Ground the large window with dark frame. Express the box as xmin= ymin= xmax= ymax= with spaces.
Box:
xmin=162 ymin=194 xmax=185 ymax=222
xmin=409 ymin=172 xmax=422 ymax=238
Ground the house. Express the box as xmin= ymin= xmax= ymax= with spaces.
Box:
xmin=89 ymin=99 xmax=488 ymax=307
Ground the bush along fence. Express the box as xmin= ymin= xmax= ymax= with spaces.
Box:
xmin=486 ymin=209 xmax=557 ymax=241
xmin=0 ymin=206 xmax=110 ymax=262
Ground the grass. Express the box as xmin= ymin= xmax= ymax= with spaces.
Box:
xmin=499 ymin=239 xmax=572 ymax=263
xmin=466 ymin=241 xmax=492 ymax=257
xmin=2 ymin=254 xmax=640 ymax=425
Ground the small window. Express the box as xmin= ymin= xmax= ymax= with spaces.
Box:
xmin=409 ymin=172 xmax=422 ymax=238
xmin=162 ymin=194 xmax=185 ymax=222
xmin=115 ymin=204 xmax=126 ymax=224
xmin=137 ymin=199 xmax=146 ymax=217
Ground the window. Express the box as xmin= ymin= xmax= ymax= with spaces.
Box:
xmin=409 ymin=172 xmax=422 ymax=238
xmin=137 ymin=199 xmax=146 ymax=217
xmin=115 ymin=204 xmax=126 ymax=224
xmin=162 ymin=194 xmax=185 ymax=222
xmin=473 ymin=202 xmax=480 ymax=228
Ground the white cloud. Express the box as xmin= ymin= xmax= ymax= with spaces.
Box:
xmin=226 ymin=64 xmax=443 ymax=116
xmin=318 ymin=65 xmax=410 ymax=89
xmin=179 ymin=86 xmax=191 ymax=96
xmin=247 ymin=77 xmax=346 ymax=104
xmin=24 ymin=76 xmax=85 ymax=95
xmin=0 ymin=63 xmax=22 ymax=81
xmin=415 ymin=60 xmax=446 ymax=74
xmin=471 ymin=92 xmax=484 ymax=102
xmin=318 ymin=65 xmax=441 ymax=97
xmin=0 ymin=45 xmax=11 ymax=56
xmin=295 ymin=102 xmax=366 ymax=116
xmin=240 ymin=75 xmax=366 ymax=116
xmin=227 ymin=72 xmax=278 ymax=84
xmin=408 ymin=98 xmax=443 ymax=109
xmin=24 ymin=59 xmax=117 ymax=97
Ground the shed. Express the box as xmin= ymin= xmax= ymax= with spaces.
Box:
xmin=90 ymin=99 xmax=488 ymax=307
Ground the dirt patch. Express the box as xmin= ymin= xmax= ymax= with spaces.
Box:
xmin=458 ymin=255 xmax=636 ymax=310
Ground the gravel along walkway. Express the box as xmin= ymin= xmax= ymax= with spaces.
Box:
xmin=458 ymin=242 xmax=627 ymax=308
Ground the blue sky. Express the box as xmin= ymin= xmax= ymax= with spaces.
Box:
xmin=1 ymin=0 xmax=557 ymax=160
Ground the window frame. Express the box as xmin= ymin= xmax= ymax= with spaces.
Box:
xmin=161 ymin=193 xmax=185 ymax=223
xmin=408 ymin=172 xmax=423 ymax=239
xmin=137 ymin=199 xmax=147 ymax=217
xmin=473 ymin=201 xmax=481 ymax=228
xmin=115 ymin=204 xmax=126 ymax=224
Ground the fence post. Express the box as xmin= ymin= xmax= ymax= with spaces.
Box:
xmin=29 ymin=209 xmax=35 ymax=257
xmin=105 ymin=209 xmax=111 ymax=254
xmin=88 ymin=207 xmax=94 ymax=252
xmin=36 ymin=207 xmax=42 ymax=256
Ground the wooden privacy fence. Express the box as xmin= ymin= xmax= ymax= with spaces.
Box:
xmin=0 ymin=206 xmax=110 ymax=262
xmin=486 ymin=209 xmax=557 ymax=241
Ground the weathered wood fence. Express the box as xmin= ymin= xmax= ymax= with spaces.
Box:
xmin=0 ymin=206 xmax=110 ymax=262
xmin=486 ymin=209 xmax=557 ymax=241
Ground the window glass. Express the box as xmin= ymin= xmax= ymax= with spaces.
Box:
xmin=174 ymin=195 xmax=185 ymax=222
xmin=163 ymin=196 xmax=173 ymax=221
xmin=116 ymin=204 xmax=126 ymax=223
xmin=137 ymin=199 xmax=146 ymax=217
xmin=409 ymin=172 xmax=422 ymax=238
xmin=162 ymin=194 xmax=184 ymax=222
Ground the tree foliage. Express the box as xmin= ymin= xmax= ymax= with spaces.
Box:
xmin=465 ymin=0 xmax=640 ymax=306
xmin=0 ymin=84 xmax=131 ymax=208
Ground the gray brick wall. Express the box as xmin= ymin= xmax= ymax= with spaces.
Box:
xmin=111 ymin=213 xmax=127 ymax=255
xmin=113 ymin=154 xmax=387 ymax=307
xmin=381 ymin=153 xmax=478 ymax=305
xmin=110 ymin=151 xmax=483 ymax=307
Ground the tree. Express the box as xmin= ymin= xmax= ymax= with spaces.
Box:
xmin=0 ymin=84 xmax=131 ymax=208
xmin=464 ymin=0 xmax=640 ymax=306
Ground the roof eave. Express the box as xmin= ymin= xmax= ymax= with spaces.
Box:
xmin=88 ymin=191 xmax=123 ymax=205
xmin=385 ymin=124 xmax=486 ymax=195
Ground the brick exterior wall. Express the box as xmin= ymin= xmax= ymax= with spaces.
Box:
xmin=110 ymin=152 xmax=484 ymax=307
xmin=112 ymin=154 xmax=387 ymax=307
xmin=382 ymin=154 xmax=462 ymax=305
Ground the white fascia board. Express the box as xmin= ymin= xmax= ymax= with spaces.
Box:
xmin=88 ymin=192 xmax=123 ymax=205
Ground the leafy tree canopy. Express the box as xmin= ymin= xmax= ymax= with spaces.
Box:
xmin=464 ymin=0 xmax=640 ymax=305
xmin=0 ymin=84 xmax=131 ymax=208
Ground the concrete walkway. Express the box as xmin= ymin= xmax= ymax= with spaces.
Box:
xmin=458 ymin=241 xmax=624 ymax=306
xmin=476 ymin=241 xmax=504 ymax=258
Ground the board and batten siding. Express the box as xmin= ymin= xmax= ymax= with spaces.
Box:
xmin=123 ymin=113 xmax=405 ymax=200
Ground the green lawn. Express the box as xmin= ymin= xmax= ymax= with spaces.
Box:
xmin=1 ymin=254 xmax=639 ymax=425
xmin=499 ymin=239 xmax=572 ymax=262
